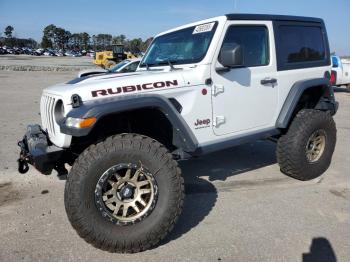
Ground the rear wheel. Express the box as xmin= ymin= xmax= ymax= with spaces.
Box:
xmin=277 ymin=109 xmax=336 ymax=181
xmin=64 ymin=134 xmax=184 ymax=253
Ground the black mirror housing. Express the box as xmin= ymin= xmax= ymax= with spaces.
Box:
xmin=219 ymin=43 xmax=243 ymax=68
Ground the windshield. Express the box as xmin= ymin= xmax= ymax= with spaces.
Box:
xmin=113 ymin=45 xmax=124 ymax=54
xmin=140 ymin=22 xmax=217 ymax=67
xmin=109 ymin=60 xmax=131 ymax=72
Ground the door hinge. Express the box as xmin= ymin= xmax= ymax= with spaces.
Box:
xmin=213 ymin=116 xmax=226 ymax=127
xmin=212 ymin=84 xmax=224 ymax=96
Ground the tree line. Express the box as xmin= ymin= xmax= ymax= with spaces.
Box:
xmin=1 ymin=25 xmax=153 ymax=53
xmin=41 ymin=24 xmax=153 ymax=53
xmin=0 ymin=25 xmax=37 ymax=48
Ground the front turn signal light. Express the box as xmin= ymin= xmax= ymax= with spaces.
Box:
xmin=66 ymin=117 xmax=97 ymax=128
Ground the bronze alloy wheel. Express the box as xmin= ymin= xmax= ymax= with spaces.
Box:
xmin=65 ymin=134 xmax=184 ymax=252
xmin=95 ymin=163 xmax=158 ymax=225
xmin=277 ymin=109 xmax=336 ymax=181
xmin=305 ymin=129 xmax=326 ymax=163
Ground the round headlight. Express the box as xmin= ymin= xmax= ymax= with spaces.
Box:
xmin=54 ymin=100 xmax=65 ymax=123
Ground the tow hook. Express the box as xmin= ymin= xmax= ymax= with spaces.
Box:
xmin=18 ymin=141 xmax=30 ymax=174
xmin=18 ymin=158 xmax=29 ymax=174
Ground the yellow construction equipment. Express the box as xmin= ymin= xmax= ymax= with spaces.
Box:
xmin=93 ymin=44 xmax=136 ymax=69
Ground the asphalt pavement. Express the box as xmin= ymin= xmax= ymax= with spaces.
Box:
xmin=0 ymin=70 xmax=349 ymax=262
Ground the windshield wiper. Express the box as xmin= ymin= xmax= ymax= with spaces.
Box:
xmin=140 ymin=60 xmax=180 ymax=70
xmin=149 ymin=60 xmax=180 ymax=70
xmin=167 ymin=59 xmax=175 ymax=71
xmin=154 ymin=60 xmax=177 ymax=66
xmin=140 ymin=62 xmax=152 ymax=70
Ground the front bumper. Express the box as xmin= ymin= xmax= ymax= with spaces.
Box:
xmin=18 ymin=125 xmax=64 ymax=175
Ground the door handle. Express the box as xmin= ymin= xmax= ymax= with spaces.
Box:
xmin=261 ymin=78 xmax=277 ymax=85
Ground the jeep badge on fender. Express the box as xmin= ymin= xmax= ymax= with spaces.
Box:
xmin=17 ymin=14 xmax=338 ymax=253
xmin=194 ymin=118 xmax=211 ymax=129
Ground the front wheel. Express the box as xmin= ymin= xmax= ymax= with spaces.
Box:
xmin=277 ymin=109 xmax=337 ymax=181
xmin=64 ymin=134 xmax=184 ymax=253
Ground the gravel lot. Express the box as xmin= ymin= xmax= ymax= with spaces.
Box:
xmin=0 ymin=70 xmax=349 ymax=262
xmin=0 ymin=55 xmax=97 ymax=71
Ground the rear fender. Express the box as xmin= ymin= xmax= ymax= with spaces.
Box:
xmin=276 ymin=78 xmax=338 ymax=129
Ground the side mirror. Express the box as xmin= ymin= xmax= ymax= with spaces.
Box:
xmin=219 ymin=43 xmax=243 ymax=68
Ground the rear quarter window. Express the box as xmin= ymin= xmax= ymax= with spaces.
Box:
xmin=274 ymin=22 xmax=330 ymax=71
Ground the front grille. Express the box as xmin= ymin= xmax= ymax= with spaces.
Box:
xmin=40 ymin=94 xmax=56 ymax=136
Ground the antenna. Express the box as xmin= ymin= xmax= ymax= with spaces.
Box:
xmin=233 ymin=0 xmax=238 ymax=12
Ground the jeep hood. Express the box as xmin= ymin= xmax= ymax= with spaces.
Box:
xmin=43 ymin=69 xmax=187 ymax=104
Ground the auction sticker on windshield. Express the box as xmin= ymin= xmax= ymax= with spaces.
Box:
xmin=193 ymin=22 xmax=215 ymax=34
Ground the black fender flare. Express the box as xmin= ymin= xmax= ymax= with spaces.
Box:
xmin=276 ymin=78 xmax=338 ymax=129
xmin=59 ymin=94 xmax=198 ymax=152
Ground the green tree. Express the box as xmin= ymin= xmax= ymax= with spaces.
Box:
xmin=41 ymin=35 xmax=52 ymax=48
xmin=43 ymin=24 xmax=56 ymax=40
xmin=127 ymin=38 xmax=143 ymax=53
xmin=42 ymin=24 xmax=57 ymax=48
xmin=92 ymin=35 xmax=97 ymax=50
xmin=80 ymin=32 xmax=90 ymax=50
xmin=4 ymin=25 xmax=14 ymax=38
xmin=67 ymin=32 xmax=89 ymax=50
xmin=69 ymin=33 xmax=82 ymax=49
xmin=112 ymin=34 xmax=126 ymax=45
xmin=95 ymin=34 xmax=112 ymax=50
xmin=54 ymin=27 xmax=71 ymax=49
xmin=16 ymin=38 xmax=38 ymax=48
xmin=141 ymin=37 xmax=153 ymax=52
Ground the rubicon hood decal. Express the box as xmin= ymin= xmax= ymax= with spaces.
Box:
xmin=67 ymin=72 xmax=142 ymax=85
xmin=91 ymin=80 xmax=179 ymax=97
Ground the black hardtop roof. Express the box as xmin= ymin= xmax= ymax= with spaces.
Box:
xmin=226 ymin=13 xmax=323 ymax=23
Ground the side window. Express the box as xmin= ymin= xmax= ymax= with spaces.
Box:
xmin=122 ymin=61 xmax=139 ymax=72
xmin=279 ymin=25 xmax=325 ymax=64
xmin=220 ymin=25 xmax=269 ymax=67
xmin=129 ymin=61 xmax=139 ymax=71
xmin=332 ymin=56 xmax=339 ymax=68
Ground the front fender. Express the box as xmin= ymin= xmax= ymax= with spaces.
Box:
xmin=59 ymin=94 xmax=198 ymax=152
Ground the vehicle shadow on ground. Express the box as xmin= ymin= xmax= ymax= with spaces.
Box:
xmin=302 ymin=237 xmax=337 ymax=262
xmin=181 ymin=140 xmax=277 ymax=183
xmin=161 ymin=140 xmax=277 ymax=245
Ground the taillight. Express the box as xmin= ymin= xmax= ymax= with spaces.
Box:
xmin=330 ymin=70 xmax=337 ymax=86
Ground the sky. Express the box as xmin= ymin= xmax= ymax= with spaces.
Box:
xmin=0 ymin=0 xmax=349 ymax=55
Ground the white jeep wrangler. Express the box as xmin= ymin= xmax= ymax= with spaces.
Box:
xmin=18 ymin=14 xmax=338 ymax=253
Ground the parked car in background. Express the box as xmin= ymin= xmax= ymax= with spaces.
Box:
xmin=43 ymin=49 xmax=57 ymax=56
xmin=331 ymin=55 xmax=350 ymax=91
xmin=86 ymin=51 xmax=95 ymax=57
xmin=0 ymin=46 xmax=9 ymax=55
xmin=77 ymin=58 xmax=141 ymax=77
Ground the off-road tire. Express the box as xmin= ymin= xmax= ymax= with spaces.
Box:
xmin=64 ymin=134 xmax=184 ymax=253
xmin=277 ymin=109 xmax=336 ymax=181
